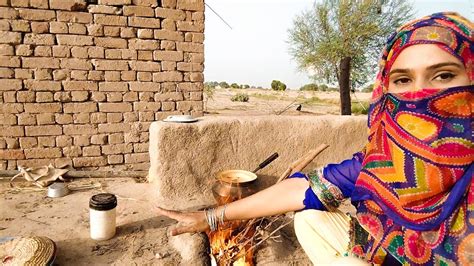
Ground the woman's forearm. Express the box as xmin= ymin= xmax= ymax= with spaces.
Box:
xmin=216 ymin=178 xmax=308 ymax=221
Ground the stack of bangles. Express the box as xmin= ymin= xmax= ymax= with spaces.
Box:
xmin=205 ymin=204 xmax=227 ymax=232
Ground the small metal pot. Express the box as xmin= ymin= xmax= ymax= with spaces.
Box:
xmin=211 ymin=170 xmax=257 ymax=205
xmin=47 ymin=182 xmax=70 ymax=198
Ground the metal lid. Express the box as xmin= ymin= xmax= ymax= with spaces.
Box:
xmin=89 ymin=193 xmax=117 ymax=211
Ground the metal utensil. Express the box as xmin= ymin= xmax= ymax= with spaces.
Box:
xmin=47 ymin=182 xmax=70 ymax=198
xmin=252 ymin=152 xmax=279 ymax=173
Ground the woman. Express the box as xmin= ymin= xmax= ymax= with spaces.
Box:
xmin=157 ymin=12 xmax=473 ymax=265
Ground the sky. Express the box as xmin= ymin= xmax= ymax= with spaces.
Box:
xmin=203 ymin=0 xmax=473 ymax=89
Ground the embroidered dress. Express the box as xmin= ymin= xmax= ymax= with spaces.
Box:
xmin=294 ymin=12 xmax=473 ymax=265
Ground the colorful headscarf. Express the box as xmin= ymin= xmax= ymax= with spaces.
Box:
xmin=350 ymin=12 xmax=473 ymax=265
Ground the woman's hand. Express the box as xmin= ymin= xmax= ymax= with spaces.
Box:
xmin=155 ymin=206 xmax=209 ymax=236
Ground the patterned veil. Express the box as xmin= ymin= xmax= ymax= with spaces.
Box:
xmin=350 ymin=13 xmax=473 ymax=265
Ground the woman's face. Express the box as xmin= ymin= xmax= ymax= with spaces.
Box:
xmin=387 ymin=44 xmax=470 ymax=93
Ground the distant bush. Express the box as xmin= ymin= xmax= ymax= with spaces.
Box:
xmin=230 ymin=83 xmax=240 ymax=89
xmin=300 ymin=83 xmax=319 ymax=91
xmin=219 ymin=81 xmax=229 ymax=88
xmin=271 ymin=80 xmax=287 ymax=91
xmin=319 ymin=84 xmax=329 ymax=91
xmin=241 ymin=84 xmax=250 ymax=89
xmin=231 ymin=93 xmax=249 ymax=102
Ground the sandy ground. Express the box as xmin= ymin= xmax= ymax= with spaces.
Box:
xmin=205 ymin=88 xmax=371 ymax=116
xmin=0 ymin=177 xmax=311 ymax=265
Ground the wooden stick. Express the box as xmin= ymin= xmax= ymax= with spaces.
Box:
xmin=276 ymin=143 xmax=329 ymax=183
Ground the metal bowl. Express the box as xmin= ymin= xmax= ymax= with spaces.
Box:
xmin=47 ymin=183 xmax=70 ymax=198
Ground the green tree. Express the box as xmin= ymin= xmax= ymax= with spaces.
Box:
xmin=300 ymin=83 xmax=319 ymax=91
xmin=230 ymin=83 xmax=240 ymax=89
xmin=271 ymin=80 xmax=287 ymax=91
xmin=288 ymin=0 xmax=413 ymax=115
xmin=219 ymin=81 xmax=229 ymax=88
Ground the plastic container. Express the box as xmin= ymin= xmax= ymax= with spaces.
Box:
xmin=89 ymin=193 xmax=117 ymax=241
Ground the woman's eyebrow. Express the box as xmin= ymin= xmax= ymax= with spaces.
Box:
xmin=426 ymin=62 xmax=463 ymax=70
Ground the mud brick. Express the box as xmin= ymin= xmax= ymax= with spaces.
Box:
xmin=0 ymin=113 xmax=16 ymax=125
xmin=188 ymin=72 xmax=203 ymax=82
xmin=161 ymin=101 xmax=175 ymax=111
xmin=22 ymin=57 xmax=59 ymax=69
xmin=63 ymin=124 xmax=97 ymax=135
xmin=63 ymin=80 xmax=98 ymax=91
xmin=177 ymin=62 xmax=202 ymax=72
xmin=162 ymin=81 xmax=178 ymax=91
xmin=10 ymin=20 xmax=30 ymax=32
xmin=153 ymin=50 xmax=182 ymax=61
xmin=129 ymin=81 xmax=160 ymax=91
xmin=123 ymin=6 xmax=154 ymax=17
xmin=0 ymin=149 xmax=24 ymax=159
xmin=107 ymin=113 xmax=122 ymax=123
xmin=3 ymin=91 xmax=15 ymax=102
xmin=133 ymin=143 xmax=148 ymax=152
xmin=71 ymin=91 xmax=89 ymax=101
xmin=19 ymin=137 xmax=37 ymax=148
xmin=94 ymin=14 xmax=127 ymax=26
xmin=137 ymin=28 xmax=153 ymax=39
xmin=18 ymin=113 xmax=36 ymax=125
xmin=57 ymin=11 xmax=92 ymax=23
xmin=35 ymin=91 xmax=53 ymax=102
xmin=24 ymin=33 xmax=54 ymax=45
xmin=0 ymin=68 xmax=14 ymax=78
xmin=25 ymin=125 xmax=62 ymax=136
xmin=0 ymin=32 xmax=21 ymax=45
xmin=18 ymin=8 xmax=56 ymax=21
xmin=161 ymin=19 xmax=175 ymax=31
xmin=49 ymin=0 xmax=87 ymax=11
xmin=55 ymin=113 xmax=73 ymax=124
xmin=68 ymin=23 xmax=87 ymax=35
xmin=57 ymin=34 xmax=93 ymax=46
xmin=98 ymin=123 xmax=130 ymax=133
xmin=16 ymin=91 xmax=35 ymax=102
xmin=103 ymin=26 xmax=120 ymax=37
xmin=87 ymin=24 xmax=103 ymax=36
xmin=34 ymin=69 xmax=52 ymax=80
xmin=29 ymin=0 xmax=49 ymax=9
xmin=155 ymin=8 xmax=185 ymax=20
xmin=63 ymin=146 xmax=82 ymax=157
xmin=108 ymin=132 xmax=123 ymax=143
xmin=106 ymin=92 xmax=122 ymax=102
xmin=98 ymin=0 xmax=131 ymax=5
xmin=133 ymin=102 xmax=161 ymax=111
xmin=129 ymin=61 xmax=161 ymax=71
xmin=99 ymin=102 xmax=132 ymax=112
xmin=138 ymin=111 xmax=154 ymax=121
xmin=73 ymin=135 xmax=90 ymax=146
xmin=153 ymin=29 xmax=183 ymax=41
xmin=121 ymin=71 xmax=136 ymax=81
xmin=73 ymin=113 xmax=90 ymax=124
xmin=70 ymin=46 xmax=88 ymax=58
xmin=160 ymin=40 xmax=175 ymax=50
xmin=63 ymin=102 xmax=97 ymax=113
xmin=162 ymin=0 xmax=176 ymax=8
xmin=137 ymin=50 xmax=152 ymax=60
xmin=71 ymin=70 xmax=88 ymax=80
xmin=91 ymin=91 xmax=106 ymax=102
xmin=0 ymin=125 xmax=24 ymax=136
xmin=11 ymin=1 xmax=28 ymax=8
xmin=98 ymin=81 xmax=127 ymax=92
xmin=177 ymin=100 xmax=202 ymax=111
xmin=0 ymin=56 xmax=20 ymax=67
xmin=31 ymin=22 xmax=49 ymax=33
xmin=154 ymin=92 xmax=183 ymax=101
xmin=87 ymin=5 xmax=121 ymax=14
xmin=91 ymin=59 xmax=129 ymax=70
xmin=128 ymin=17 xmax=161 ymax=28
xmin=153 ymin=71 xmax=182 ymax=82
xmin=88 ymin=71 xmax=104 ymax=81
xmin=177 ymin=0 xmax=204 ymax=11
xmin=0 ymin=20 xmax=9 ymax=31
xmin=82 ymin=146 xmax=101 ymax=156
xmin=161 ymin=61 xmax=176 ymax=71
xmin=0 ymin=7 xmax=19 ymax=19
xmin=189 ymin=52 xmax=204 ymax=63
xmin=189 ymin=91 xmax=202 ymax=101
xmin=104 ymin=71 xmax=120 ymax=81
xmin=24 ymin=103 xmax=61 ymax=113
xmin=0 ymin=79 xmax=22 ymax=91
xmin=25 ymin=148 xmax=61 ymax=159
xmin=56 ymin=135 xmax=73 ymax=147
xmin=105 ymin=49 xmax=121 ymax=59
xmin=52 ymin=45 xmax=70 ymax=58
xmin=128 ymin=39 xmax=159 ymax=50
xmin=107 ymin=154 xmax=123 ymax=164
xmin=120 ymin=27 xmax=136 ymax=38
xmin=124 ymin=131 xmax=139 ymax=142
xmin=88 ymin=47 xmax=105 ymax=58
xmin=90 ymin=134 xmax=107 ymax=144
xmin=125 ymin=152 xmax=148 ymax=163
xmin=0 ymin=44 xmax=15 ymax=55
xmin=177 ymin=21 xmax=203 ymax=32
xmin=122 ymin=92 xmax=137 ymax=102
xmin=34 ymin=46 xmax=52 ymax=57
xmin=0 ymin=103 xmax=22 ymax=113
xmin=176 ymin=41 xmax=203 ymax=52
xmin=186 ymin=32 xmax=204 ymax=43
xmin=54 ymin=157 xmax=72 ymax=168
xmin=121 ymin=49 xmax=137 ymax=60
xmin=24 ymin=80 xmax=61 ymax=91
xmin=101 ymin=143 xmax=133 ymax=154
xmin=37 ymin=136 xmax=55 ymax=147
xmin=123 ymin=112 xmax=138 ymax=122
xmin=50 ymin=22 xmax=68 ymax=33
xmin=60 ymin=58 xmax=92 ymax=70
xmin=137 ymin=72 xmax=152 ymax=81
xmin=36 ymin=113 xmax=55 ymax=125
xmin=90 ymin=113 xmax=107 ymax=124
xmin=138 ymin=91 xmax=153 ymax=101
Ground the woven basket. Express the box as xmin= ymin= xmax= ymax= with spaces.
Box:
xmin=1 ymin=236 xmax=56 ymax=265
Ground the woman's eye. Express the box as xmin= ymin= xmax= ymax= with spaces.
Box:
xmin=433 ymin=72 xmax=455 ymax=82
xmin=393 ymin=77 xmax=411 ymax=85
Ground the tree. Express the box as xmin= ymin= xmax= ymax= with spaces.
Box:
xmin=271 ymin=80 xmax=287 ymax=91
xmin=218 ymin=81 xmax=229 ymax=88
xmin=230 ymin=83 xmax=240 ymax=89
xmin=288 ymin=0 xmax=413 ymax=115
xmin=300 ymin=83 xmax=319 ymax=91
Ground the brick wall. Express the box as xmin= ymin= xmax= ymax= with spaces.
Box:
xmin=0 ymin=0 xmax=204 ymax=171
